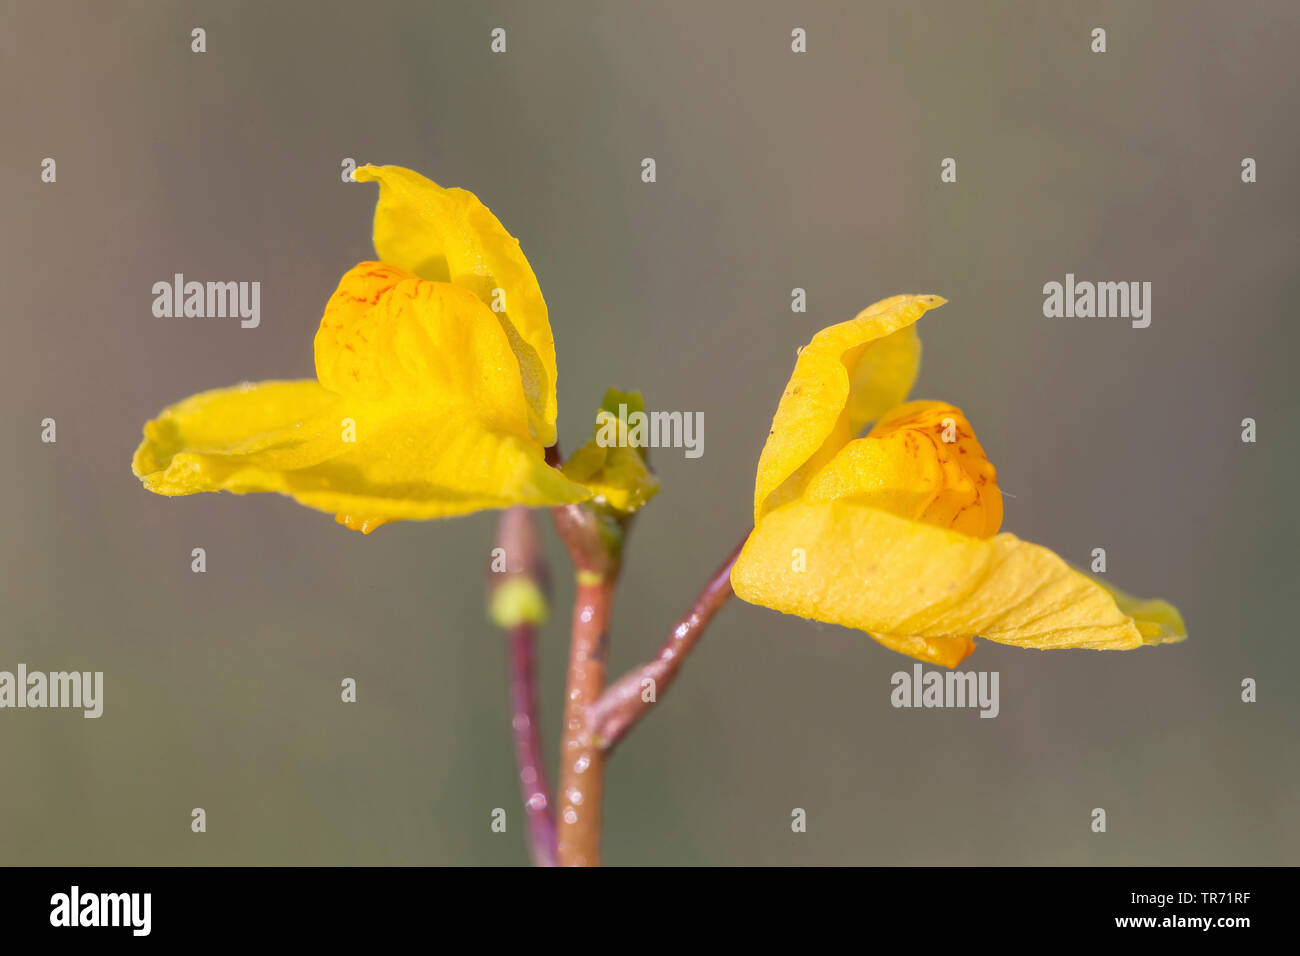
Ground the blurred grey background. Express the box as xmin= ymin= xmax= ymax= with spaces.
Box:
xmin=1 ymin=0 xmax=1296 ymax=865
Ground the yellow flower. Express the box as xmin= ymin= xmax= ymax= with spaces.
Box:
xmin=560 ymin=389 xmax=661 ymax=514
xmin=132 ymin=165 xmax=590 ymax=532
xmin=730 ymin=294 xmax=1186 ymax=667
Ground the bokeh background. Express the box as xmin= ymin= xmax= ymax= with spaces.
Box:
xmin=2 ymin=0 xmax=1296 ymax=865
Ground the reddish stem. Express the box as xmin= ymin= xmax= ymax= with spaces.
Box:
xmin=555 ymin=578 xmax=615 ymax=866
xmin=490 ymin=506 xmax=556 ymax=866
xmin=586 ymin=534 xmax=748 ymax=751
xmin=506 ymin=622 xmax=557 ymax=867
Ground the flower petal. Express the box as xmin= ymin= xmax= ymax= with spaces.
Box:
xmin=731 ymin=499 xmax=1187 ymax=655
xmin=315 ymin=262 xmax=531 ymax=435
xmin=753 ymin=294 xmax=945 ymax=522
xmin=870 ymin=633 xmax=978 ymax=669
xmin=134 ymin=270 xmax=591 ymax=526
xmin=801 ymin=401 xmax=1003 ymax=539
xmin=353 ymin=164 xmax=557 ymax=445
xmin=261 ymin=405 xmax=590 ymax=521
xmin=133 ymin=383 xmax=590 ymax=523
xmin=132 ymin=380 xmax=347 ymax=495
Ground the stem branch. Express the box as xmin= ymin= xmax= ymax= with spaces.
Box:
xmin=586 ymin=533 xmax=748 ymax=751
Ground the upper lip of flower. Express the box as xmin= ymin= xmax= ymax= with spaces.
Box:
xmin=752 ymin=294 xmax=945 ymax=522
